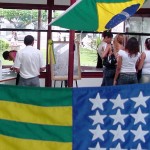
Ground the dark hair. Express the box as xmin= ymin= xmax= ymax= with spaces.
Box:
xmin=145 ymin=38 xmax=150 ymax=50
xmin=125 ymin=37 xmax=139 ymax=57
xmin=24 ymin=35 xmax=34 ymax=46
xmin=2 ymin=51 xmax=10 ymax=60
xmin=102 ymin=30 xmax=113 ymax=38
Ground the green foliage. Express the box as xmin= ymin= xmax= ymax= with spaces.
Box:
xmin=1 ymin=9 xmax=47 ymax=29
xmin=53 ymin=11 xmax=61 ymax=18
xmin=96 ymin=37 xmax=101 ymax=47
xmin=80 ymin=47 xmax=97 ymax=66
xmin=0 ymin=39 xmax=10 ymax=52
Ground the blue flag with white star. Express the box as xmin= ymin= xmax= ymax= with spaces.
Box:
xmin=73 ymin=84 xmax=150 ymax=149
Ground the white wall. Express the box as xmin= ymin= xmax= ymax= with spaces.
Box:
xmin=142 ymin=1 xmax=150 ymax=8
xmin=54 ymin=0 xmax=70 ymax=6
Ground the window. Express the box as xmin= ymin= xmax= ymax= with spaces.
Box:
xmin=0 ymin=9 xmax=48 ymax=65
xmin=125 ymin=16 xmax=150 ymax=52
xmin=51 ymin=10 xmax=99 ymax=67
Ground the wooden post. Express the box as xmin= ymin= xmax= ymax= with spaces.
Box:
xmin=68 ymin=0 xmax=76 ymax=87
xmin=45 ymin=8 xmax=52 ymax=87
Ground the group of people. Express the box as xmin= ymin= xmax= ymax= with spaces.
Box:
xmin=3 ymin=31 xmax=150 ymax=87
xmin=2 ymin=35 xmax=45 ymax=87
xmin=98 ymin=30 xmax=150 ymax=86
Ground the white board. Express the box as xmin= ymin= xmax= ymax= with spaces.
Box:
xmin=51 ymin=41 xmax=81 ymax=81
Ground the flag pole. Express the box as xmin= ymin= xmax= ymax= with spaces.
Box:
xmin=68 ymin=0 xmax=76 ymax=87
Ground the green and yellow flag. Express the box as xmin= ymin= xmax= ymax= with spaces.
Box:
xmin=1 ymin=83 xmax=150 ymax=149
xmin=0 ymin=85 xmax=72 ymax=150
xmin=50 ymin=0 xmax=145 ymax=32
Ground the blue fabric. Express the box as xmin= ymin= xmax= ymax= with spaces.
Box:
xmin=73 ymin=83 xmax=150 ymax=149
xmin=106 ymin=4 xmax=140 ymax=29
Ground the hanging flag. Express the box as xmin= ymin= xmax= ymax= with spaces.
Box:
xmin=49 ymin=0 xmax=146 ymax=32
xmin=73 ymin=83 xmax=150 ymax=149
xmin=1 ymin=83 xmax=150 ymax=149
xmin=48 ymin=39 xmax=56 ymax=64
xmin=0 ymin=85 xmax=72 ymax=150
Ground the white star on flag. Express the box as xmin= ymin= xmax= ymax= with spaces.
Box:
xmin=131 ymin=143 xmax=146 ymax=150
xmin=109 ymin=143 xmax=127 ymax=150
xmin=89 ymin=110 xmax=106 ymax=125
xmin=130 ymin=108 xmax=148 ymax=125
xmin=88 ymin=142 xmax=106 ymax=150
xmin=109 ymin=109 xmax=128 ymax=125
xmin=131 ymin=125 xmax=149 ymax=142
xmin=89 ymin=125 xmax=107 ymax=141
xmin=89 ymin=93 xmax=107 ymax=111
xmin=109 ymin=125 xmax=128 ymax=142
xmin=130 ymin=91 xmax=150 ymax=108
xmin=110 ymin=94 xmax=128 ymax=110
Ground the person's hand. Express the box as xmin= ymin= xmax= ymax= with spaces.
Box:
xmin=40 ymin=67 xmax=46 ymax=72
xmin=13 ymin=68 xmax=20 ymax=73
xmin=10 ymin=66 xmax=14 ymax=71
xmin=113 ymin=80 xmax=117 ymax=85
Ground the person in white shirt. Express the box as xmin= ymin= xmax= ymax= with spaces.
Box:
xmin=138 ymin=38 xmax=150 ymax=83
xmin=98 ymin=31 xmax=113 ymax=59
xmin=114 ymin=37 xmax=140 ymax=85
xmin=14 ymin=35 xmax=45 ymax=87
xmin=98 ymin=30 xmax=114 ymax=86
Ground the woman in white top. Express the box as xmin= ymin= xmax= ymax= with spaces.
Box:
xmin=138 ymin=38 xmax=150 ymax=83
xmin=114 ymin=37 xmax=140 ymax=85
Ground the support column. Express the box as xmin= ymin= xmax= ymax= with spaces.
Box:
xmin=68 ymin=0 xmax=76 ymax=87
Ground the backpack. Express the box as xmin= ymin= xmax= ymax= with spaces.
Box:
xmin=103 ymin=44 xmax=117 ymax=68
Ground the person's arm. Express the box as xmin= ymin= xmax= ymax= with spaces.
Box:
xmin=97 ymin=45 xmax=103 ymax=58
xmin=102 ymin=44 xmax=111 ymax=59
xmin=137 ymin=52 xmax=146 ymax=71
xmin=113 ymin=55 xmax=122 ymax=85
xmin=13 ymin=51 xmax=21 ymax=72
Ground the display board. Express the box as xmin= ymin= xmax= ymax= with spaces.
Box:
xmin=51 ymin=41 xmax=81 ymax=81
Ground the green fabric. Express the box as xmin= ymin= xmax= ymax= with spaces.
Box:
xmin=0 ymin=84 xmax=72 ymax=106
xmin=50 ymin=0 xmax=145 ymax=31
xmin=0 ymin=119 xmax=72 ymax=142
xmin=51 ymin=0 xmax=98 ymax=31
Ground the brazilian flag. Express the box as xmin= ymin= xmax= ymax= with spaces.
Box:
xmin=50 ymin=0 xmax=146 ymax=32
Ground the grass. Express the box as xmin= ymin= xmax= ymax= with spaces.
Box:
xmin=80 ymin=47 xmax=97 ymax=66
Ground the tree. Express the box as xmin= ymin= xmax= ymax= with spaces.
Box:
xmin=1 ymin=9 xmax=47 ymax=29
xmin=0 ymin=39 xmax=10 ymax=52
